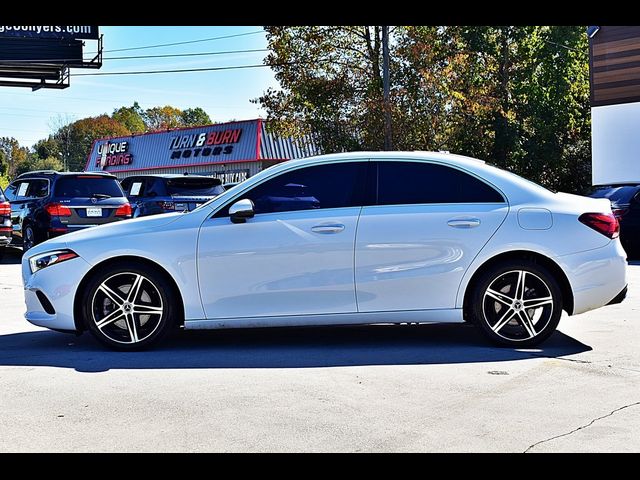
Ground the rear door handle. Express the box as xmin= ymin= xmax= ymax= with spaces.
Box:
xmin=311 ymin=223 xmax=345 ymax=234
xmin=447 ymin=217 xmax=481 ymax=228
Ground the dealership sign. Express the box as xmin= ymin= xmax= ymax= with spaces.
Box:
xmin=96 ymin=141 xmax=132 ymax=169
xmin=85 ymin=120 xmax=267 ymax=173
xmin=168 ymin=128 xmax=243 ymax=160
xmin=0 ymin=25 xmax=99 ymax=40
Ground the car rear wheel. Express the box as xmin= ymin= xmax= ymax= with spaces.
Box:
xmin=469 ymin=260 xmax=562 ymax=347
xmin=82 ymin=263 xmax=176 ymax=350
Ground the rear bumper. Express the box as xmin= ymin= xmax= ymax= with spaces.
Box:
xmin=0 ymin=231 xmax=11 ymax=246
xmin=607 ymin=285 xmax=628 ymax=306
xmin=557 ymin=240 xmax=628 ymax=315
xmin=48 ymin=220 xmax=125 ymax=238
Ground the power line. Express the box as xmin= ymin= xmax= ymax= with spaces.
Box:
xmin=544 ymin=39 xmax=582 ymax=53
xmin=103 ymin=30 xmax=264 ymax=53
xmin=0 ymin=88 xmax=261 ymax=110
xmin=72 ymin=63 xmax=271 ymax=77
xmin=0 ymin=48 xmax=267 ymax=64
xmin=103 ymin=48 xmax=267 ymax=61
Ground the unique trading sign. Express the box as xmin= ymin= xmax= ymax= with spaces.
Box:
xmin=96 ymin=141 xmax=132 ymax=169
xmin=0 ymin=25 xmax=99 ymax=40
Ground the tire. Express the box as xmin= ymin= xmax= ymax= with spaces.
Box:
xmin=22 ymin=224 xmax=39 ymax=253
xmin=82 ymin=262 xmax=177 ymax=351
xmin=468 ymin=260 xmax=563 ymax=347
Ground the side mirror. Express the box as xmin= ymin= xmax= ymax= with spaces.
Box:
xmin=229 ymin=198 xmax=255 ymax=224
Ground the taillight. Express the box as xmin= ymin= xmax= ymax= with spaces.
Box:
xmin=156 ymin=201 xmax=175 ymax=210
xmin=115 ymin=203 xmax=132 ymax=217
xmin=45 ymin=203 xmax=72 ymax=217
xmin=0 ymin=201 xmax=10 ymax=216
xmin=579 ymin=212 xmax=620 ymax=239
xmin=612 ymin=208 xmax=629 ymax=219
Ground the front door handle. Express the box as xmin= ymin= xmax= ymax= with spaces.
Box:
xmin=311 ymin=223 xmax=345 ymax=234
xmin=447 ymin=217 xmax=481 ymax=228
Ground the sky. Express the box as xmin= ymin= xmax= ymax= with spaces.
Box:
xmin=0 ymin=26 xmax=279 ymax=148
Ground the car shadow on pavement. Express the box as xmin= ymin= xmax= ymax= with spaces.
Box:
xmin=0 ymin=323 xmax=591 ymax=373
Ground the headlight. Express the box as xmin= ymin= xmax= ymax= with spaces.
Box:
xmin=29 ymin=249 xmax=79 ymax=274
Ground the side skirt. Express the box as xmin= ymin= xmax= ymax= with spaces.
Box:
xmin=185 ymin=309 xmax=464 ymax=330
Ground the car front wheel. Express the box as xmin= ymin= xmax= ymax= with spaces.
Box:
xmin=22 ymin=225 xmax=37 ymax=252
xmin=82 ymin=263 xmax=177 ymax=350
xmin=469 ymin=260 xmax=563 ymax=347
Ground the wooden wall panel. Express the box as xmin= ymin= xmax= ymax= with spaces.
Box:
xmin=591 ymin=26 xmax=640 ymax=107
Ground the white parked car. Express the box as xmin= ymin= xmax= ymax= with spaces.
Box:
xmin=22 ymin=152 xmax=628 ymax=350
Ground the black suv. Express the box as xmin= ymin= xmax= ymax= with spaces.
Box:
xmin=4 ymin=171 xmax=132 ymax=251
xmin=590 ymin=184 xmax=640 ymax=258
xmin=120 ymin=174 xmax=224 ymax=217
xmin=0 ymin=186 xmax=12 ymax=250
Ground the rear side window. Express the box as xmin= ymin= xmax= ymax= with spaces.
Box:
xmin=3 ymin=183 xmax=17 ymax=201
xmin=376 ymin=161 xmax=504 ymax=205
xmin=54 ymin=176 xmax=124 ymax=198
xmin=8 ymin=179 xmax=49 ymax=200
xmin=121 ymin=179 xmax=145 ymax=197
xmin=166 ymin=178 xmax=224 ymax=196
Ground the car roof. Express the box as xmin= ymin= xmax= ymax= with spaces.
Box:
xmin=280 ymin=151 xmax=487 ymax=168
xmin=122 ymin=174 xmax=216 ymax=179
xmin=593 ymin=184 xmax=640 ymax=188
xmin=16 ymin=170 xmax=117 ymax=179
xmin=220 ymin=150 xmax=556 ymax=206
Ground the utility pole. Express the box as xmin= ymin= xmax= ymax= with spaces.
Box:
xmin=382 ymin=25 xmax=392 ymax=151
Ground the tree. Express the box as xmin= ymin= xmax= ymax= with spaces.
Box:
xmin=33 ymin=136 xmax=61 ymax=161
xmin=53 ymin=115 xmax=131 ymax=171
xmin=432 ymin=26 xmax=591 ymax=192
xmin=257 ymin=26 xmax=394 ymax=153
xmin=181 ymin=107 xmax=212 ymax=126
xmin=144 ymin=105 xmax=184 ymax=131
xmin=112 ymin=102 xmax=146 ymax=133
xmin=14 ymin=155 xmax=63 ymax=177
xmin=0 ymin=136 xmax=29 ymax=178
xmin=258 ymin=25 xmax=592 ymax=193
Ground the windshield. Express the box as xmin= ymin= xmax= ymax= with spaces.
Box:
xmin=166 ymin=178 xmax=224 ymax=196
xmin=590 ymin=186 xmax=638 ymax=204
xmin=54 ymin=176 xmax=124 ymax=198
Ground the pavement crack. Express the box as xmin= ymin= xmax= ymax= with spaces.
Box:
xmin=524 ymin=400 xmax=640 ymax=453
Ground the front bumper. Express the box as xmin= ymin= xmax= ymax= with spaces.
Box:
xmin=557 ymin=239 xmax=628 ymax=315
xmin=22 ymin=254 xmax=91 ymax=331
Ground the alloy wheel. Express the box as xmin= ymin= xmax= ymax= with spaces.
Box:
xmin=23 ymin=226 xmax=34 ymax=251
xmin=91 ymin=272 xmax=164 ymax=344
xmin=482 ymin=270 xmax=554 ymax=342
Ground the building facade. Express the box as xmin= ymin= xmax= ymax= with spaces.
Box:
xmin=589 ymin=26 xmax=640 ymax=186
xmin=84 ymin=118 xmax=318 ymax=182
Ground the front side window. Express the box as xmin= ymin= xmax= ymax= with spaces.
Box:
xmin=217 ymin=162 xmax=368 ymax=216
xmin=376 ymin=161 xmax=504 ymax=205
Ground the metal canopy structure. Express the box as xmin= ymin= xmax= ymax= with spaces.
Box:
xmin=0 ymin=26 xmax=102 ymax=90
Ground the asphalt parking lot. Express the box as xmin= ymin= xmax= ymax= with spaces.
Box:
xmin=0 ymin=247 xmax=638 ymax=452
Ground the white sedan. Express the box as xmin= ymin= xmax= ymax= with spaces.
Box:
xmin=22 ymin=152 xmax=628 ymax=350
